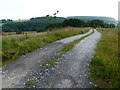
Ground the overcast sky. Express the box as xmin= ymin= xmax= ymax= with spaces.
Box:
xmin=0 ymin=0 xmax=119 ymax=20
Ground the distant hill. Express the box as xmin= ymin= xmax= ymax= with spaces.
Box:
xmin=2 ymin=17 xmax=66 ymax=32
xmin=67 ymin=16 xmax=117 ymax=26
xmin=2 ymin=16 xmax=117 ymax=32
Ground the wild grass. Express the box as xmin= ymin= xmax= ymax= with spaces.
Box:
xmin=25 ymin=80 xmax=36 ymax=88
xmin=2 ymin=27 xmax=89 ymax=66
xmin=42 ymin=59 xmax=59 ymax=69
xmin=89 ymin=28 xmax=119 ymax=88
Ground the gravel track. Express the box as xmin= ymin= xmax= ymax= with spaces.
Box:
xmin=47 ymin=30 xmax=101 ymax=88
xmin=1 ymin=29 xmax=101 ymax=88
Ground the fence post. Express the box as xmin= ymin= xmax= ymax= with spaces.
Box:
xmin=25 ymin=33 xmax=28 ymax=39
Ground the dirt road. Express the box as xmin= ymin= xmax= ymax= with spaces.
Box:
xmin=2 ymin=29 xmax=101 ymax=88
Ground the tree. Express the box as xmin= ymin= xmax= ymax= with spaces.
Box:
xmin=1 ymin=19 xmax=7 ymax=23
xmin=46 ymin=15 xmax=50 ymax=17
xmin=57 ymin=10 xmax=59 ymax=13
xmin=7 ymin=19 xmax=12 ymax=23
xmin=109 ymin=24 xmax=115 ymax=28
xmin=62 ymin=19 xmax=85 ymax=27
xmin=89 ymin=19 xmax=104 ymax=28
xmin=53 ymin=10 xmax=59 ymax=18
xmin=30 ymin=17 xmax=34 ymax=20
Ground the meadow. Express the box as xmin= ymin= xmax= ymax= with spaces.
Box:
xmin=89 ymin=28 xmax=119 ymax=88
xmin=2 ymin=27 xmax=89 ymax=66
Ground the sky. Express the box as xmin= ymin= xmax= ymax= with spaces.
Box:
xmin=0 ymin=0 xmax=119 ymax=20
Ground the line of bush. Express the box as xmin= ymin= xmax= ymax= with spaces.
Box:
xmin=2 ymin=17 xmax=116 ymax=33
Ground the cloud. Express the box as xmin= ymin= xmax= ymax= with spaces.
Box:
xmin=0 ymin=0 xmax=119 ymax=20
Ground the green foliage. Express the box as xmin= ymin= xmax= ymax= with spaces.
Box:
xmin=25 ymin=80 xmax=36 ymax=88
xmin=16 ymin=31 xmax=22 ymax=34
xmin=89 ymin=19 xmax=104 ymax=28
xmin=89 ymin=28 xmax=119 ymax=88
xmin=62 ymin=19 xmax=85 ymax=27
xmin=0 ymin=19 xmax=13 ymax=23
xmin=42 ymin=60 xmax=59 ymax=69
xmin=68 ymin=16 xmax=117 ymax=26
xmin=2 ymin=28 xmax=89 ymax=66
xmin=46 ymin=23 xmax=62 ymax=30
xmin=2 ymin=17 xmax=65 ymax=32
xmin=2 ymin=16 xmax=116 ymax=33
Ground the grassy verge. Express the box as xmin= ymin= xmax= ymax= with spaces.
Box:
xmin=89 ymin=28 xmax=119 ymax=88
xmin=2 ymin=27 xmax=89 ymax=66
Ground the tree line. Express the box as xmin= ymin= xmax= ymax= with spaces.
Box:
xmin=2 ymin=17 xmax=116 ymax=33
xmin=46 ymin=18 xmax=115 ymax=29
xmin=1 ymin=19 xmax=13 ymax=23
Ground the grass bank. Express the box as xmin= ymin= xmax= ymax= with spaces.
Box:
xmin=2 ymin=27 xmax=89 ymax=66
xmin=89 ymin=28 xmax=119 ymax=88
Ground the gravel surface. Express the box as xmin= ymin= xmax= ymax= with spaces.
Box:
xmin=1 ymin=29 xmax=101 ymax=88
xmin=47 ymin=29 xmax=101 ymax=88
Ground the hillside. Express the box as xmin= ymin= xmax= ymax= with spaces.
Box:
xmin=2 ymin=17 xmax=65 ymax=32
xmin=67 ymin=16 xmax=117 ymax=26
xmin=1 ymin=16 xmax=117 ymax=32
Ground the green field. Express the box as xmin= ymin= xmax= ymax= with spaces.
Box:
xmin=2 ymin=27 xmax=89 ymax=66
xmin=89 ymin=28 xmax=119 ymax=88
